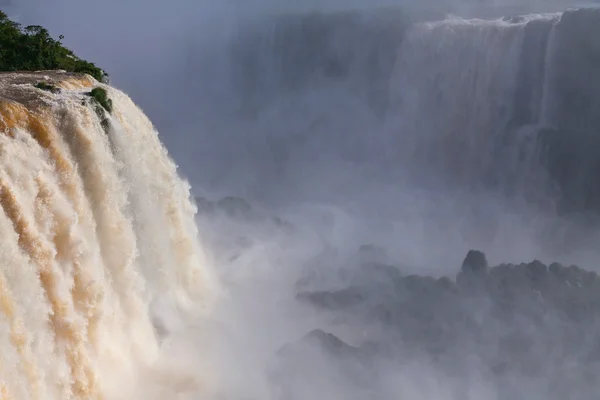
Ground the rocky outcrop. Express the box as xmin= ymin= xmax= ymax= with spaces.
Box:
xmin=284 ymin=249 xmax=600 ymax=399
xmin=538 ymin=8 xmax=600 ymax=213
xmin=268 ymin=329 xmax=379 ymax=400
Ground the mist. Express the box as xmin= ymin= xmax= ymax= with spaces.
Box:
xmin=7 ymin=0 xmax=600 ymax=399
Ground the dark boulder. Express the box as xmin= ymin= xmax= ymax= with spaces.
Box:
xmin=461 ymin=249 xmax=489 ymax=273
xmin=456 ymin=249 xmax=489 ymax=291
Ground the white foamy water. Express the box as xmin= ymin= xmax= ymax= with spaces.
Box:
xmin=385 ymin=14 xmax=561 ymax=193
xmin=0 ymin=72 xmax=218 ymax=400
xmin=2 ymin=6 xmax=600 ymax=400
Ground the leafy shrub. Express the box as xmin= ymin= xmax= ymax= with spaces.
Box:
xmin=0 ymin=11 xmax=108 ymax=82
xmin=86 ymin=87 xmax=113 ymax=113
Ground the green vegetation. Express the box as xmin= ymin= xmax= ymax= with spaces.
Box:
xmin=86 ymin=87 xmax=112 ymax=131
xmin=34 ymin=81 xmax=60 ymax=94
xmin=0 ymin=11 xmax=108 ymax=82
xmin=86 ymin=87 xmax=113 ymax=113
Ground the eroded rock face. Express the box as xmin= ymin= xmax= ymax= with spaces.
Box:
xmin=456 ymin=249 xmax=489 ymax=292
xmin=277 ymin=249 xmax=600 ymax=399
xmin=538 ymin=8 xmax=600 ymax=213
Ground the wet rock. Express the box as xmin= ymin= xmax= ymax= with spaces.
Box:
xmin=296 ymin=287 xmax=365 ymax=310
xmin=303 ymin=329 xmax=364 ymax=359
xmin=456 ymin=249 xmax=489 ymax=291
xmin=539 ymin=8 xmax=600 ymax=213
xmin=270 ymin=330 xmax=377 ymax=400
xmin=461 ymin=249 xmax=489 ymax=273
xmin=398 ymin=274 xmax=439 ymax=293
xmin=217 ymin=196 xmax=253 ymax=218
xmin=526 ymin=259 xmax=547 ymax=280
xmin=194 ymin=196 xmax=215 ymax=214
xmin=436 ymin=276 xmax=458 ymax=293
xmin=353 ymin=262 xmax=403 ymax=289
xmin=293 ymin=247 xmax=600 ymax=399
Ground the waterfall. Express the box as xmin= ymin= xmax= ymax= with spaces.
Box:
xmin=181 ymin=7 xmax=600 ymax=212
xmin=0 ymin=71 xmax=217 ymax=400
xmin=385 ymin=13 xmax=561 ymax=201
xmin=3 ymin=5 xmax=600 ymax=399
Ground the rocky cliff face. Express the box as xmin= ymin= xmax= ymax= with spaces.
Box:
xmin=539 ymin=8 xmax=600 ymax=213
xmin=276 ymin=248 xmax=600 ymax=400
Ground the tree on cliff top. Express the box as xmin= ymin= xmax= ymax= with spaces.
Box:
xmin=0 ymin=11 xmax=108 ymax=83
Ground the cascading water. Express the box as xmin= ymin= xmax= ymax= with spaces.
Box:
xmin=386 ymin=15 xmax=556 ymax=193
xmin=0 ymin=72 xmax=217 ymax=400
xmin=178 ymin=7 xmax=599 ymax=214
xmin=166 ymin=8 xmax=600 ymax=400
xmin=4 ymin=4 xmax=600 ymax=400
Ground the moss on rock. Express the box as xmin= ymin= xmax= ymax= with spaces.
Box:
xmin=86 ymin=87 xmax=113 ymax=113
xmin=34 ymin=81 xmax=61 ymax=94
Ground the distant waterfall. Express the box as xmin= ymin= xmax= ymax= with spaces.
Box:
xmin=183 ymin=8 xmax=600 ymax=212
